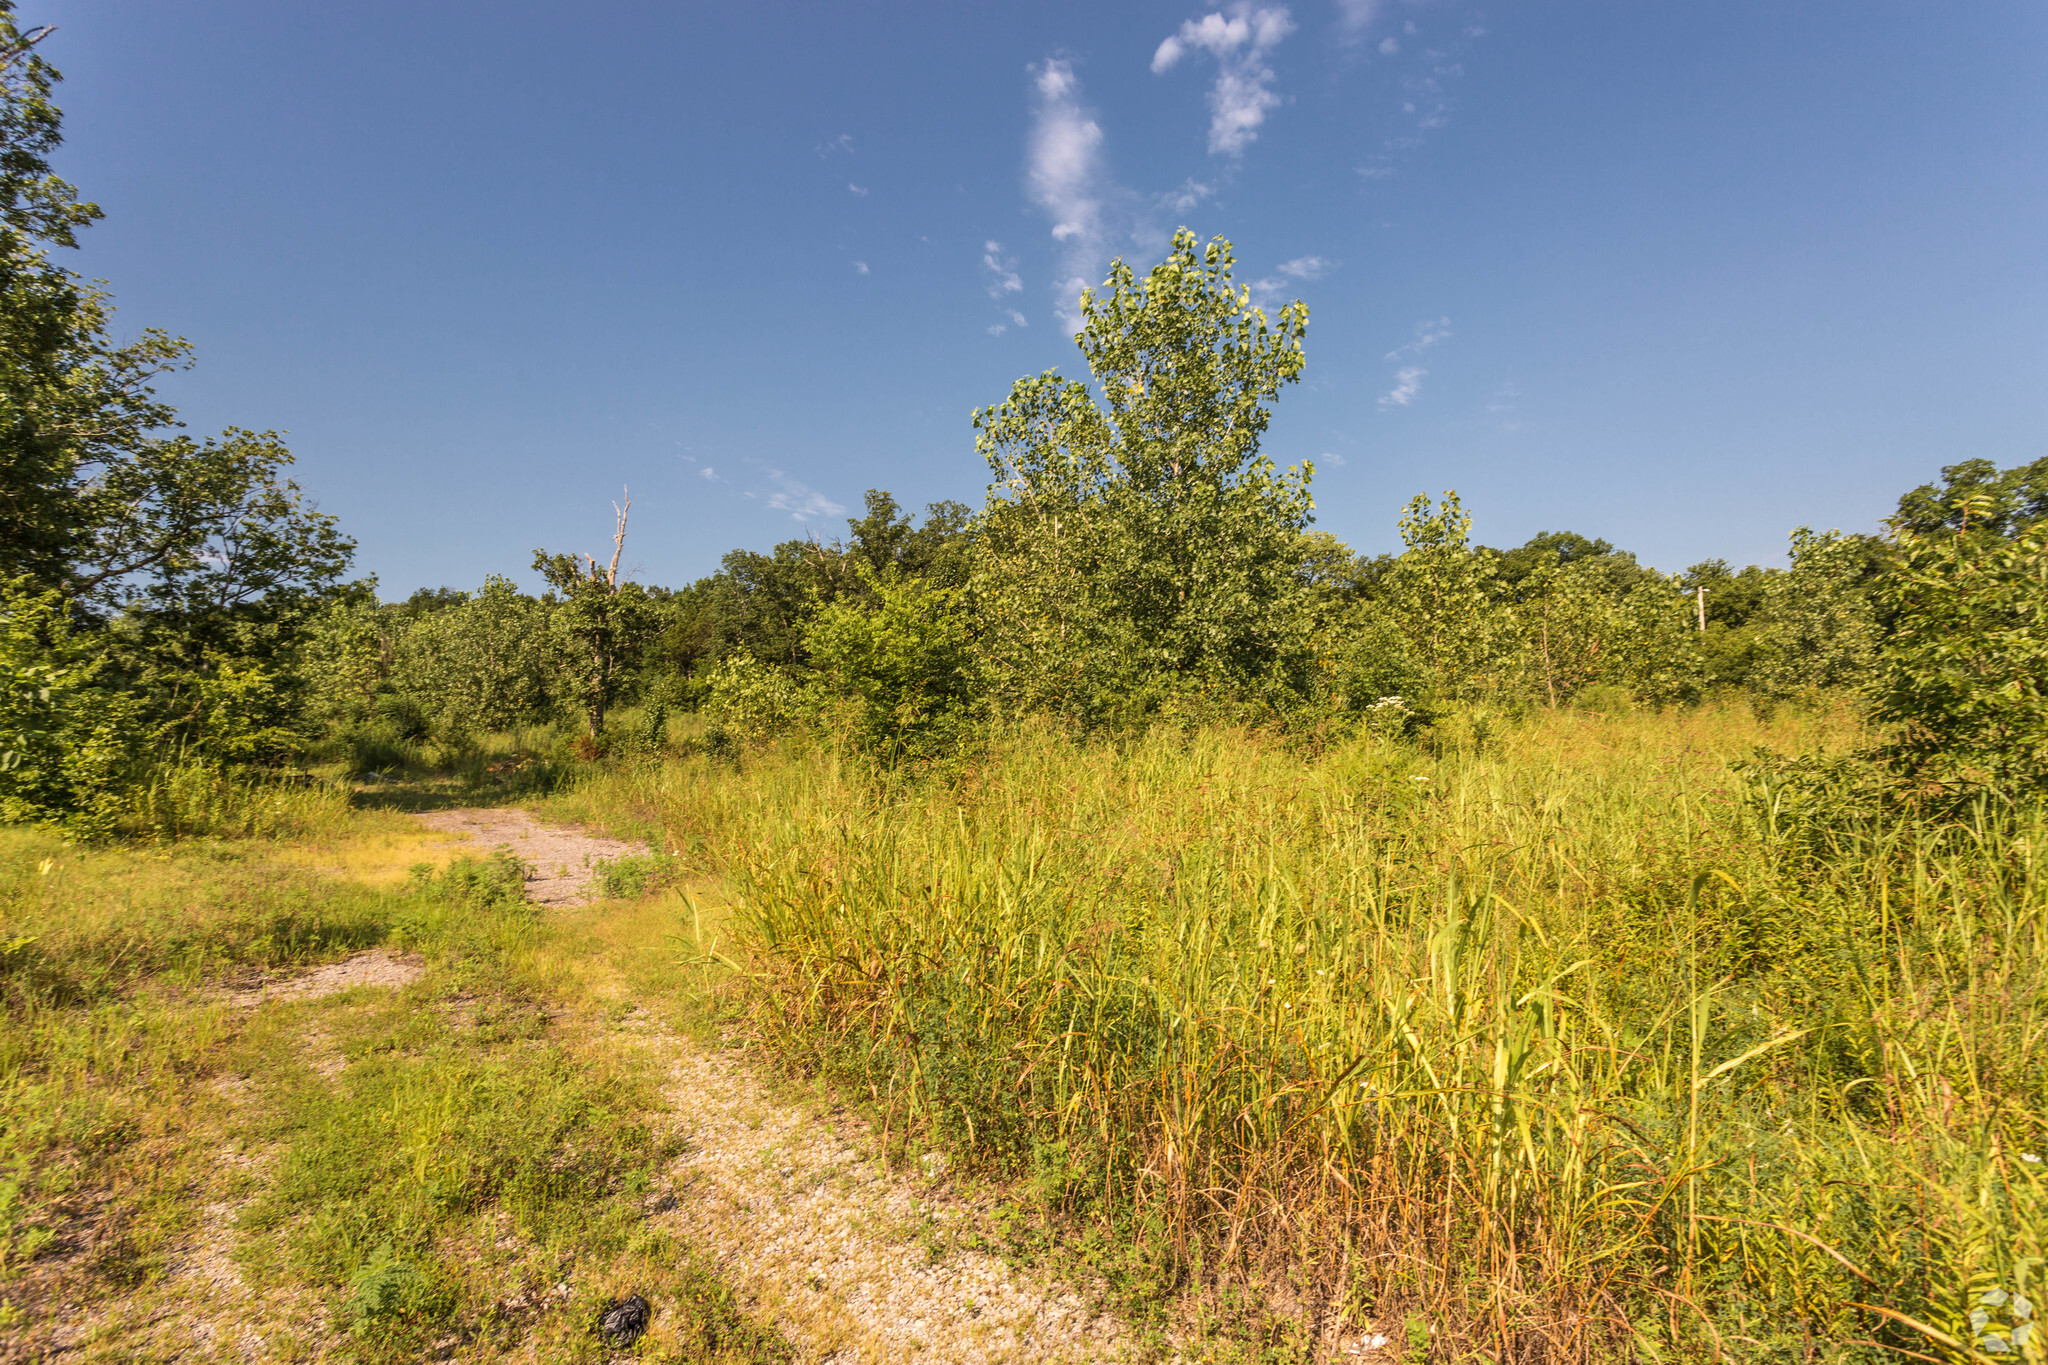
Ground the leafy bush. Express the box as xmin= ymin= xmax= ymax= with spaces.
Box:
xmin=0 ymin=581 xmax=143 ymax=838
xmin=1872 ymin=513 xmax=2048 ymax=792
xmin=803 ymin=564 xmax=985 ymax=763
xmin=699 ymin=647 xmax=810 ymax=746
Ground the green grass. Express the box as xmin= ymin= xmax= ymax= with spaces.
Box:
xmin=562 ymin=703 xmax=2048 ymax=1363
xmin=0 ymin=804 xmax=786 ymax=1363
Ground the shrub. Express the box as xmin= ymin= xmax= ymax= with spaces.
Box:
xmin=1872 ymin=513 xmax=2048 ymax=792
xmin=803 ymin=564 xmax=985 ymax=764
xmin=699 ymin=647 xmax=810 ymax=746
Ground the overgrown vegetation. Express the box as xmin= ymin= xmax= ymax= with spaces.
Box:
xmin=4 ymin=6 xmax=2046 ymax=1361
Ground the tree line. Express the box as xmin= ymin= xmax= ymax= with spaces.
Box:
xmin=3 ymin=2 xmax=2042 ymax=833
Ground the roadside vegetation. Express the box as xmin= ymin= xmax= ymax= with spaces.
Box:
xmin=3 ymin=3 xmax=2046 ymax=1360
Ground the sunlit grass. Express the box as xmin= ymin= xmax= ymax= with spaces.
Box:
xmin=569 ymin=700 xmax=2048 ymax=1362
xmin=0 ymin=806 xmax=785 ymax=1361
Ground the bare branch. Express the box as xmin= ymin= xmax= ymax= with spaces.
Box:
xmin=608 ymin=488 xmax=631 ymax=590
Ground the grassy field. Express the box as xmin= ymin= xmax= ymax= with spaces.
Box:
xmin=0 ymin=798 xmax=785 ymax=1363
xmin=6 ymin=701 xmax=2043 ymax=1363
xmin=555 ymin=702 xmax=2048 ymax=1363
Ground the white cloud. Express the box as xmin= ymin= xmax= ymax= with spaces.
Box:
xmin=848 ymin=182 xmax=869 ymax=196
xmin=1247 ymin=255 xmax=1330 ymax=311
xmin=699 ymin=466 xmax=719 ymax=482
xmin=1319 ymin=450 xmax=1348 ymax=467
xmin=817 ymin=133 xmax=853 ymax=158
xmin=757 ymin=465 xmax=845 ymax=521
xmin=1379 ymin=367 xmax=1425 ymax=407
xmin=1160 ymin=178 xmax=1213 ymax=213
xmin=1386 ymin=316 xmax=1451 ymax=358
xmin=1379 ymin=35 xmax=1399 ymax=55
xmin=853 ymin=260 xmax=869 ymax=275
xmin=1027 ymin=59 xmax=1115 ymax=329
xmin=1151 ymin=4 xmax=1296 ymax=157
xmin=1332 ymin=0 xmax=1380 ymax=37
xmin=982 ymin=240 xmax=1023 ymax=297
xmin=1007 ymin=308 xmax=1028 ymax=327
xmin=988 ymin=323 xmax=1008 ymax=336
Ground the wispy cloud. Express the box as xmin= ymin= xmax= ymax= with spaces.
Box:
xmin=1027 ymin=59 xmax=1117 ymax=329
xmin=1486 ymin=381 xmax=1526 ymax=430
xmin=816 ymin=133 xmax=853 ymax=158
xmin=1151 ymin=4 xmax=1297 ymax=157
xmin=754 ymin=464 xmax=845 ymax=522
xmin=1332 ymin=0 xmax=1381 ymax=39
xmin=1247 ymin=254 xmax=1333 ymax=310
xmin=699 ymin=466 xmax=719 ymax=482
xmin=1379 ymin=35 xmax=1399 ymax=55
xmin=1386 ymin=316 xmax=1451 ymax=359
xmin=1159 ymin=178 xmax=1213 ymax=213
xmin=1380 ymin=367 xmax=1426 ymax=408
xmin=1319 ymin=449 xmax=1348 ymax=467
xmin=853 ymin=260 xmax=869 ymax=275
xmin=848 ymin=182 xmax=869 ymax=196
xmin=982 ymin=240 xmax=1023 ymax=298
xmin=1007 ymin=308 xmax=1028 ymax=327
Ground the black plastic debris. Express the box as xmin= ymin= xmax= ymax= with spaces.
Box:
xmin=599 ymin=1293 xmax=651 ymax=1347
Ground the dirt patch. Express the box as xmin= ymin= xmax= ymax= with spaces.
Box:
xmin=222 ymin=947 xmax=424 ymax=1008
xmin=414 ymin=807 xmax=647 ymax=905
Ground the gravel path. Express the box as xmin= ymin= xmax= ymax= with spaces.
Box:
xmin=414 ymin=805 xmax=648 ymax=904
xmin=437 ymin=808 xmax=1167 ymax=1363
xmin=629 ymin=1017 xmax=1157 ymax=1364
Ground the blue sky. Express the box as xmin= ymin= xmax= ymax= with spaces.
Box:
xmin=35 ymin=1 xmax=2048 ymax=593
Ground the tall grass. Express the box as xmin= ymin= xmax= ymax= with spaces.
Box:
xmin=571 ymin=705 xmax=2048 ymax=1361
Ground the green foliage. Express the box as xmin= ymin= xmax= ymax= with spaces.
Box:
xmin=391 ymin=575 xmax=562 ymax=738
xmin=533 ymin=519 xmax=654 ymax=739
xmin=1894 ymin=455 xmax=2048 ymax=540
xmin=296 ymin=584 xmax=387 ymax=729
xmin=699 ymin=647 xmax=810 ymax=746
xmin=0 ymin=579 xmax=140 ymax=837
xmin=403 ymin=849 xmax=531 ymax=914
xmin=1682 ymin=557 xmax=1776 ymax=690
xmin=592 ymin=851 xmax=684 ymax=899
xmin=1749 ymin=526 xmax=1889 ymax=701
xmin=971 ymin=230 xmax=1317 ymax=724
xmin=803 ymin=563 xmax=984 ymax=763
xmin=1371 ymin=491 xmax=1512 ymax=703
xmin=1872 ymin=511 xmax=2048 ymax=792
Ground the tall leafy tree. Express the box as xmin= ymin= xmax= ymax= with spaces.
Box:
xmin=972 ymin=230 xmax=1317 ymax=721
xmin=0 ymin=7 xmax=351 ymax=654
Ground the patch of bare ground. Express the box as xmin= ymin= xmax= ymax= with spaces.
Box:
xmin=219 ymin=946 xmax=425 ymax=1008
xmin=413 ymin=806 xmax=646 ymax=904
xmin=616 ymin=1009 xmax=1166 ymax=1364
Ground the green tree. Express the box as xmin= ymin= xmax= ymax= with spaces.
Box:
xmin=1871 ymin=500 xmax=2048 ymax=792
xmin=532 ymin=497 xmax=654 ymax=739
xmin=1892 ymin=456 xmax=2048 ymax=541
xmin=0 ymin=579 xmax=141 ymax=837
xmin=804 ymin=564 xmax=983 ymax=763
xmin=393 ymin=576 xmax=562 ymax=737
xmin=1375 ymin=492 xmax=1512 ymax=702
xmin=1749 ymin=528 xmax=1889 ymax=701
xmin=971 ymin=230 xmax=1317 ymax=722
xmin=0 ymin=14 xmax=350 ymax=627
